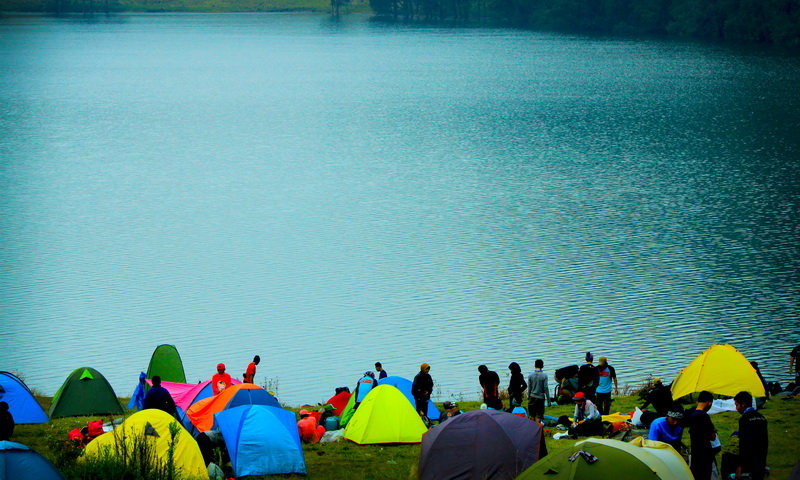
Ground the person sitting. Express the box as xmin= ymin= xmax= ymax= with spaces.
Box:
xmin=297 ymin=410 xmax=326 ymax=443
xmin=143 ymin=376 xmax=177 ymax=417
xmin=212 ymin=363 xmax=232 ymax=395
xmin=648 ymin=408 xmax=684 ymax=452
xmin=438 ymin=401 xmax=463 ymax=424
xmin=570 ymin=392 xmax=603 ymax=436
xmin=641 ymin=378 xmax=673 ymax=418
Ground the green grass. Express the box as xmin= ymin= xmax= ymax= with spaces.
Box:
xmin=12 ymin=395 xmax=800 ymax=480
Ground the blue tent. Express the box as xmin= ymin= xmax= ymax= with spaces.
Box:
xmin=213 ymin=405 xmax=306 ymax=476
xmin=377 ymin=376 xmax=440 ymax=420
xmin=0 ymin=372 xmax=48 ymax=424
xmin=0 ymin=441 xmax=64 ymax=480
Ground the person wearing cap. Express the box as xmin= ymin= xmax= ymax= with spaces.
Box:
xmin=571 ymin=391 xmax=602 ymax=436
xmin=595 ymin=356 xmax=618 ymax=415
xmin=648 ymin=408 xmax=685 ymax=452
xmin=297 ymin=409 xmax=326 ymax=443
xmin=439 ymin=401 xmax=462 ymax=423
xmin=412 ymin=363 xmax=433 ymax=418
xmin=578 ymin=352 xmax=599 ymax=401
xmin=354 ymin=371 xmax=377 ymax=408
xmin=375 ymin=362 xmax=388 ymax=380
xmin=244 ymin=355 xmax=260 ymax=384
xmin=211 ymin=363 xmax=232 ymax=395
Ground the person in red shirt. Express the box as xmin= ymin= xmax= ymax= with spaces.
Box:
xmin=211 ymin=363 xmax=232 ymax=395
xmin=244 ymin=355 xmax=260 ymax=383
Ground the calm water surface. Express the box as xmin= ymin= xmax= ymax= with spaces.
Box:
xmin=1 ymin=13 xmax=799 ymax=405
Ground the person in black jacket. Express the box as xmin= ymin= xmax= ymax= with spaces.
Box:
xmin=412 ymin=363 xmax=433 ymax=418
xmin=733 ymin=391 xmax=768 ymax=480
xmin=143 ymin=376 xmax=177 ymax=417
xmin=507 ymin=362 xmax=528 ymax=409
xmin=577 ymin=352 xmax=599 ymax=401
xmin=685 ymin=391 xmax=717 ymax=480
xmin=0 ymin=402 xmax=14 ymax=441
xmin=478 ymin=365 xmax=502 ymax=410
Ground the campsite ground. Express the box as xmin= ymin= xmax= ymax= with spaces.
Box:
xmin=17 ymin=394 xmax=800 ymax=479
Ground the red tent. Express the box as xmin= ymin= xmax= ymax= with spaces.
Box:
xmin=325 ymin=391 xmax=351 ymax=416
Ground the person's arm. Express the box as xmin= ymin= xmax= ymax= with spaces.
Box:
xmin=791 ymin=352 xmax=797 ymax=374
xmin=611 ymin=366 xmax=619 ymax=394
xmin=544 ymin=376 xmax=550 ymax=403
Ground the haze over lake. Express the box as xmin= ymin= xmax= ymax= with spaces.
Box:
xmin=1 ymin=13 xmax=798 ymax=406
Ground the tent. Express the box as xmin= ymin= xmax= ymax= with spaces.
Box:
xmin=418 ymin=409 xmax=541 ymax=480
xmin=671 ymin=344 xmax=766 ymax=400
xmin=324 ymin=390 xmax=351 ymax=417
xmin=145 ymin=344 xmax=186 ymax=383
xmin=213 ymin=405 xmax=306 ymax=476
xmin=339 ymin=391 xmax=358 ymax=426
xmin=377 ymin=376 xmax=440 ymax=420
xmin=83 ymin=409 xmax=206 ymax=479
xmin=516 ymin=437 xmax=692 ymax=480
xmin=48 ymin=367 xmax=123 ymax=419
xmin=148 ymin=378 xmax=240 ymax=411
xmin=343 ymin=385 xmax=428 ymax=445
xmin=0 ymin=441 xmax=64 ymax=480
xmin=186 ymin=383 xmax=280 ymax=432
xmin=0 ymin=372 xmax=48 ymax=424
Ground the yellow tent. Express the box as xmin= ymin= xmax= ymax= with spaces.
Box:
xmin=343 ymin=385 xmax=428 ymax=444
xmin=671 ymin=344 xmax=765 ymax=399
xmin=83 ymin=409 xmax=206 ymax=479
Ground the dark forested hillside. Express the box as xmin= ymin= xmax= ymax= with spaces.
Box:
xmin=370 ymin=0 xmax=800 ymax=46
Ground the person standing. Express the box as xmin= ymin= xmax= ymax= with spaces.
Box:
xmin=478 ymin=365 xmax=502 ymax=410
xmin=595 ymin=356 xmax=618 ymax=415
xmin=578 ymin=352 xmax=599 ymax=401
xmin=507 ymin=362 xmax=527 ymax=409
xmin=685 ymin=391 xmax=717 ymax=480
xmin=244 ymin=355 xmax=260 ymax=384
xmin=412 ymin=363 xmax=433 ymax=418
xmin=734 ymin=391 xmax=768 ymax=480
xmin=527 ymin=359 xmax=550 ymax=421
xmin=354 ymin=371 xmax=377 ymax=408
xmin=0 ymin=401 xmax=14 ymax=441
xmin=375 ymin=362 xmax=388 ymax=380
xmin=143 ymin=376 xmax=178 ymax=417
xmin=211 ymin=363 xmax=233 ymax=395
xmin=790 ymin=344 xmax=800 ymax=384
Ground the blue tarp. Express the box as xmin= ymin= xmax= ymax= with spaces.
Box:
xmin=0 ymin=441 xmax=64 ymax=480
xmin=213 ymin=405 xmax=306 ymax=476
xmin=0 ymin=372 xmax=48 ymax=424
xmin=377 ymin=376 xmax=440 ymax=420
xmin=126 ymin=372 xmax=147 ymax=410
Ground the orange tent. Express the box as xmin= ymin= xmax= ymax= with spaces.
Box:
xmin=186 ymin=383 xmax=280 ymax=432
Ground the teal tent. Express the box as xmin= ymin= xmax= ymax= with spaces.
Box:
xmin=0 ymin=441 xmax=64 ymax=480
xmin=213 ymin=405 xmax=306 ymax=476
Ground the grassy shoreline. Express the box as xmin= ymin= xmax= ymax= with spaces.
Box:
xmin=12 ymin=393 xmax=800 ymax=479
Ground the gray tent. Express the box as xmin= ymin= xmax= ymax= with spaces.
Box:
xmin=418 ymin=409 xmax=542 ymax=480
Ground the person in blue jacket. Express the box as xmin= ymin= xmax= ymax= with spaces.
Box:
xmin=648 ymin=408 xmax=684 ymax=452
xmin=354 ymin=371 xmax=377 ymax=408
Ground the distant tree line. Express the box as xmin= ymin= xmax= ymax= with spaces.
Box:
xmin=369 ymin=0 xmax=800 ymax=46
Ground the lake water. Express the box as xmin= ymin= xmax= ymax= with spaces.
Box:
xmin=1 ymin=13 xmax=799 ymax=407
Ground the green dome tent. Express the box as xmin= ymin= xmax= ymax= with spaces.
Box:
xmin=48 ymin=367 xmax=124 ymax=419
xmin=146 ymin=344 xmax=186 ymax=383
xmin=343 ymin=385 xmax=427 ymax=445
xmin=517 ymin=437 xmax=692 ymax=480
